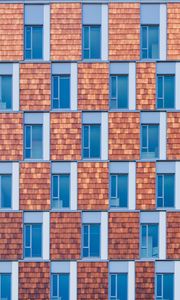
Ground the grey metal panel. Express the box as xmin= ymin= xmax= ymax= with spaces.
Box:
xmin=141 ymin=112 xmax=160 ymax=124
xmin=82 ymin=212 xmax=101 ymax=223
xmin=82 ymin=112 xmax=101 ymax=124
xmin=157 ymin=63 xmax=176 ymax=75
xmin=51 ymin=262 xmax=70 ymax=273
xmin=156 ymin=261 xmax=175 ymax=273
xmin=24 ymin=212 xmax=43 ymax=223
xmin=156 ymin=162 xmax=176 ymax=174
xmin=83 ymin=4 xmax=101 ymax=25
xmin=52 ymin=162 xmax=71 ymax=174
xmin=141 ymin=4 xmax=160 ymax=24
xmin=0 ymin=64 xmax=13 ymax=75
xmin=25 ymin=5 xmax=44 ymax=25
xmin=0 ymin=162 xmax=12 ymax=174
xmin=110 ymin=162 xmax=129 ymax=174
xmin=140 ymin=212 xmax=159 ymax=223
xmin=109 ymin=261 xmax=128 ymax=273
xmin=24 ymin=113 xmax=43 ymax=124
xmin=0 ymin=262 xmax=12 ymax=273
xmin=110 ymin=63 xmax=129 ymax=75
xmin=52 ymin=63 xmax=71 ymax=75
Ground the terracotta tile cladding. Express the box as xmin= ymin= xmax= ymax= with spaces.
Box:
xmin=50 ymin=212 xmax=81 ymax=260
xmin=78 ymin=63 xmax=109 ymax=111
xmin=78 ymin=262 xmax=108 ymax=300
xmin=51 ymin=3 xmax=82 ymax=61
xmin=167 ymin=212 xmax=180 ymax=259
xmin=0 ymin=113 xmax=23 ymax=161
xmin=109 ymin=112 xmax=140 ymax=160
xmin=168 ymin=3 xmax=180 ymax=60
xmin=136 ymin=162 xmax=156 ymax=210
xmin=167 ymin=112 xmax=180 ymax=159
xmin=20 ymin=162 xmax=51 ymax=211
xmin=109 ymin=3 xmax=140 ymax=60
xmin=19 ymin=262 xmax=50 ymax=300
xmin=20 ymin=64 xmax=51 ymax=111
xmin=109 ymin=212 xmax=140 ymax=259
xmin=136 ymin=63 xmax=156 ymax=110
xmin=136 ymin=261 xmax=155 ymax=300
xmin=51 ymin=112 xmax=81 ymax=161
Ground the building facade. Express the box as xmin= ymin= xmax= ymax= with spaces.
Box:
xmin=0 ymin=0 xmax=180 ymax=299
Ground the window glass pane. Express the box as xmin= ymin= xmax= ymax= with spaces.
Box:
xmin=111 ymin=76 xmax=117 ymax=101
xmin=60 ymin=76 xmax=70 ymax=109
xmin=90 ymin=224 xmax=100 ymax=257
xmin=25 ymin=26 xmax=31 ymax=59
xmin=25 ymin=126 xmax=31 ymax=148
xmin=90 ymin=26 xmax=101 ymax=59
xmin=52 ymin=76 xmax=59 ymax=109
xmin=32 ymin=125 xmax=42 ymax=159
xmin=157 ymin=76 xmax=163 ymax=109
xmin=52 ymin=175 xmax=58 ymax=199
xmin=1 ymin=175 xmax=11 ymax=208
xmin=117 ymin=76 xmax=128 ymax=108
xmin=32 ymin=224 xmax=42 ymax=257
xmin=83 ymin=225 xmax=88 ymax=257
xmin=157 ymin=175 xmax=163 ymax=207
xmin=118 ymin=174 xmax=128 ymax=207
xmin=148 ymin=26 xmax=159 ymax=59
xmin=32 ymin=26 xmax=43 ymax=59
xmin=59 ymin=175 xmax=70 ymax=208
xmin=59 ymin=274 xmax=69 ymax=300
xmin=117 ymin=274 xmax=128 ymax=300
xmin=52 ymin=274 xmax=58 ymax=297
xmin=1 ymin=274 xmax=11 ymax=300
xmin=111 ymin=175 xmax=116 ymax=198
xmin=1 ymin=76 xmax=12 ymax=109
xmin=141 ymin=225 xmax=147 ymax=247
xmin=83 ymin=26 xmax=89 ymax=50
xmin=142 ymin=125 xmax=147 ymax=149
xmin=25 ymin=225 xmax=30 ymax=257
xmin=83 ymin=126 xmax=89 ymax=158
xmin=90 ymin=125 xmax=100 ymax=158
xmin=164 ymin=76 xmax=175 ymax=108
xmin=148 ymin=125 xmax=159 ymax=158
xmin=164 ymin=174 xmax=175 ymax=207
xmin=110 ymin=274 xmax=116 ymax=297
xmin=142 ymin=26 xmax=147 ymax=49
xmin=156 ymin=274 xmax=162 ymax=297
xmin=163 ymin=274 xmax=174 ymax=300
xmin=148 ymin=225 xmax=158 ymax=258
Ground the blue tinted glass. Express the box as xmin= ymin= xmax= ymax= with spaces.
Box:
xmin=156 ymin=274 xmax=162 ymax=297
xmin=32 ymin=26 xmax=43 ymax=59
xmin=60 ymin=76 xmax=70 ymax=109
xmin=83 ymin=26 xmax=89 ymax=59
xmin=111 ymin=76 xmax=116 ymax=99
xmin=25 ymin=225 xmax=30 ymax=257
xmin=141 ymin=225 xmax=147 ymax=248
xmin=60 ymin=175 xmax=70 ymax=208
xmin=148 ymin=225 xmax=158 ymax=258
xmin=148 ymin=125 xmax=159 ymax=158
xmin=164 ymin=174 xmax=175 ymax=207
xmin=142 ymin=26 xmax=147 ymax=49
xmin=163 ymin=274 xmax=174 ymax=300
xmin=32 ymin=224 xmax=42 ymax=257
xmin=1 ymin=76 xmax=12 ymax=109
xmin=25 ymin=26 xmax=31 ymax=59
xmin=90 ymin=26 xmax=101 ymax=59
xmin=52 ymin=175 xmax=58 ymax=199
xmin=118 ymin=175 xmax=128 ymax=207
xmin=164 ymin=76 xmax=175 ymax=108
xmin=1 ymin=274 xmax=11 ymax=300
xmin=25 ymin=126 xmax=31 ymax=148
xmin=52 ymin=76 xmax=59 ymax=109
xmin=59 ymin=274 xmax=69 ymax=300
xmin=90 ymin=224 xmax=100 ymax=257
xmin=1 ymin=175 xmax=11 ymax=208
xmin=83 ymin=225 xmax=88 ymax=257
xmin=83 ymin=126 xmax=89 ymax=158
xmin=32 ymin=125 xmax=42 ymax=159
xmin=90 ymin=125 xmax=100 ymax=158
xmin=117 ymin=274 xmax=128 ymax=300
xmin=157 ymin=76 xmax=163 ymax=108
xmin=148 ymin=26 xmax=159 ymax=59
xmin=110 ymin=274 xmax=116 ymax=297
xmin=52 ymin=274 xmax=58 ymax=297
xmin=142 ymin=125 xmax=147 ymax=149
xmin=111 ymin=175 xmax=117 ymax=198
xmin=117 ymin=76 xmax=128 ymax=108
xmin=157 ymin=175 xmax=163 ymax=207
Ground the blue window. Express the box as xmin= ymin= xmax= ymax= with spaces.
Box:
xmin=141 ymin=25 xmax=159 ymax=59
xmin=0 ymin=273 xmax=11 ymax=300
xmin=110 ymin=75 xmax=128 ymax=109
xmin=52 ymin=174 xmax=70 ymax=209
xmin=110 ymin=174 xmax=128 ymax=208
xmin=0 ymin=175 xmax=11 ymax=209
xmin=25 ymin=26 xmax=43 ymax=59
xmin=82 ymin=224 xmax=100 ymax=258
xmin=83 ymin=124 xmax=101 ymax=159
xmin=83 ymin=25 xmax=101 ymax=59
xmin=141 ymin=224 xmax=159 ymax=258
xmin=24 ymin=125 xmax=43 ymax=159
xmin=156 ymin=273 xmax=174 ymax=300
xmin=51 ymin=273 xmax=69 ymax=300
xmin=157 ymin=75 xmax=175 ymax=109
xmin=52 ymin=75 xmax=70 ymax=109
xmin=141 ymin=124 xmax=159 ymax=159
xmin=157 ymin=174 xmax=175 ymax=208
xmin=110 ymin=273 xmax=128 ymax=300
xmin=0 ymin=76 xmax=12 ymax=110
xmin=24 ymin=223 xmax=42 ymax=258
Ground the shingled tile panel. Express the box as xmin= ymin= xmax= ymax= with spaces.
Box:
xmin=167 ymin=212 xmax=180 ymax=259
xmin=168 ymin=4 xmax=180 ymax=60
xmin=167 ymin=112 xmax=180 ymax=159
xmin=136 ymin=261 xmax=155 ymax=300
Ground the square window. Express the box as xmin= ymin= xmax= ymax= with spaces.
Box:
xmin=24 ymin=223 xmax=42 ymax=258
xmin=141 ymin=124 xmax=159 ymax=159
xmin=0 ymin=175 xmax=12 ymax=209
xmin=82 ymin=124 xmax=101 ymax=159
xmin=83 ymin=25 xmax=101 ymax=59
xmin=0 ymin=76 xmax=12 ymax=110
xmin=110 ymin=273 xmax=128 ymax=300
xmin=140 ymin=224 xmax=159 ymax=258
xmin=141 ymin=25 xmax=159 ymax=59
xmin=24 ymin=124 xmax=43 ymax=159
xmin=156 ymin=273 xmax=174 ymax=300
xmin=0 ymin=273 xmax=11 ymax=300
xmin=157 ymin=75 xmax=175 ymax=109
xmin=51 ymin=273 xmax=69 ymax=300
xmin=82 ymin=223 xmax=100 ymax=258
xmin=52 ymin=174 xmax=70 ymax=209
xmin=52 ymin=75 xmax=70 ymax=109
xmin=110 ymin=75 xmax=128 ymax=109
xmin=24 ymin=25 xmax=43 ymax=60
xmin=157 ymin=174 xmax=175 ymax=208
xmin=110 ymin=174 xmax=128 ymax=208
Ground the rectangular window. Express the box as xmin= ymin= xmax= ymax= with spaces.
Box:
xmin=24 ymin=223 xmax=42 ymax=258
xmin=25 ymin=25 xmax=43 ymax=59
xmin=0 ymin=273 xmax=11 ymax=300
xmin=110 ymin=273 xmax=128 ymax=300
xmin=52 ymin=75 xmax=70 ymax=109
xmin=110 ymin=174 xmax=128 ymax=208
xmin=110 ymin=75 xmax=128 ymax=109
xmin=141 ymin=224 xmax=159 ymax=258
xmin=24 ymin=125 xmax=43 ymax=159
xmin=157 ymin=174 xmax=175 ymax=208
xmin=141 ymin=25 xmax=159 ymax=59
xmin=83 ymin=124 xmax=101 ymax=159
xmin=141 ymin=124 xmax=159 ymax=159
xmin=0 ymin=76 xmax=12 ymax=110
xmin=52 ymin=174 xmax=70 ymax=209
xmin=156 ymin=273 xmax=174 ymax=300
xmin=82 ymin=223 xmax=100 ymax=258
xmin=157 ymin=75 xmax=175 ymax=109
xmin=51 ymin=273 xmax=69 ymax=300
xmin=0 ymin=175 xmax=11 ymax=209
xmin=83 ymin=25 xmax=101 ymax=59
